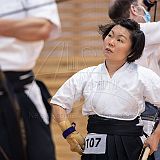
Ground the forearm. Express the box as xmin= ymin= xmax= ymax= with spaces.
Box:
xmin=145 ymin=123 xmax=160 ymax=154
xmin=52 ymin=104 xmax=68 ymax=123
xmin=51 ymin=104 xmax=84 ymax=155
xmin=153 ymin=123 xmax=160 ymax=138
xmin=0 ymin=18 xmax=53 ymax=41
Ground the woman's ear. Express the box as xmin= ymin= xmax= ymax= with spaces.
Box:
xmin=130 ymin=4 xmax=139 ymax=16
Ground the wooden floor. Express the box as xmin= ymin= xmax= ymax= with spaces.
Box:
xmin=34 ymin=56 xmax=103 ymax=160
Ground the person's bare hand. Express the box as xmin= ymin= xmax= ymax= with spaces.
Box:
xmin=144 ymin=132 xmax=160 ymax=155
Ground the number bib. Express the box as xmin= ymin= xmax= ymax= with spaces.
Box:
xmin=83 ymin=133 xmax=107 ymax=154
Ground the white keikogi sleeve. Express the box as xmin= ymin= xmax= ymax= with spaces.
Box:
xmin=50 ymin=67 xmax=95 ymax=113
xmin=139 ymin=67 xmax=160 ymax=108
xmin=140 ymin=21 xmax=160 ymax=46
xmin=25 ymin=0 xmax=61 ymax=39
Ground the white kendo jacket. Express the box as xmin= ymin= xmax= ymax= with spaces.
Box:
xmin=51 ymin=63 xmax=160 ymax=121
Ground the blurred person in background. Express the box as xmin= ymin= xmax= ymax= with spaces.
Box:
xmin=0 ymin=0 xmax=61 ymax=160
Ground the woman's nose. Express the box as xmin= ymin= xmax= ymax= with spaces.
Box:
xmin=108 ymin=39 xmax=115 ymax=47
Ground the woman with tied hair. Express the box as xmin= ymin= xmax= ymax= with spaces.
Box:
xmin=51 ymin=19 xmax=160 ymax=160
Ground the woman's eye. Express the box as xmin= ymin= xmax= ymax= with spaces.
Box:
xmin=117 ymin=39 xmax=123 ymax=43
xmin=108 ymin=34 xmax=112 ymax=37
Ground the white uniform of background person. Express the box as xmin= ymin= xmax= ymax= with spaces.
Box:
xmin=137 ymin=22 xmax=160 ymax=76
xmin=0 ymin=0 xmax=60 ymax=124
xmin=0 ymin=0 xmax=60 ymax=160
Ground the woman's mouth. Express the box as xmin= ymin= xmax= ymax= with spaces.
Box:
xmin=105 ymin=48 xmax=113 ymax=54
